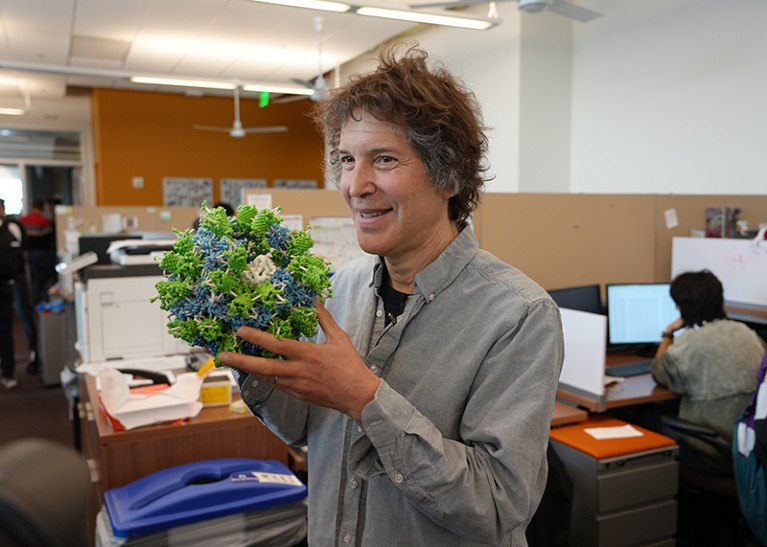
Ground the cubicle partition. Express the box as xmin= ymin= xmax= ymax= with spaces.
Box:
xmin=57 ymin=192 xmax=767 ymax=292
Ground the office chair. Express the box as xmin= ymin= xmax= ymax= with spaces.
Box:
xmin=660 ymin=415 xmax=751 ymax=545
xmin=0 ymin=438 xmax=91 ymax=547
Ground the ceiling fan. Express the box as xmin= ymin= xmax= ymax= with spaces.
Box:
xmin=193 ymin=86 xmax=288 ymax=138
xmin=410 ymin=0 xmax=602 ymax=23
xmin=277 ymin=16 xmax=328 ymax=104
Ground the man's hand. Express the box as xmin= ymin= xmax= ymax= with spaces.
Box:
xmin=218 ymin=299 xmax=380 ymax=424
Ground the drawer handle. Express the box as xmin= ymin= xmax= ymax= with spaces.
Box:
xmin=86 ymin=458 xmax=100 ymax=483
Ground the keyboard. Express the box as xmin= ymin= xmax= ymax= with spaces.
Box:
xmin=605 ymin=359 xmax=653 ymax=378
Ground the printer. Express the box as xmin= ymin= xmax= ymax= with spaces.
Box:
xmin=75 ymin=252 xmax=191 ymax=364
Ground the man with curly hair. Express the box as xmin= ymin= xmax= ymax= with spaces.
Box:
xmin=220 ymin=44 xmax=564 ymax=546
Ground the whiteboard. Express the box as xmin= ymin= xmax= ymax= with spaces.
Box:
xmin=671 ymin=237 xmax=767 ymax=306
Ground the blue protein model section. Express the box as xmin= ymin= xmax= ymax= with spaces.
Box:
xmin=104 ymin=458 xmax=307 ymax=538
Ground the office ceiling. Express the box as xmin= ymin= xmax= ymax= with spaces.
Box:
xmin=0 ymin=0 xmax=429 ymax=105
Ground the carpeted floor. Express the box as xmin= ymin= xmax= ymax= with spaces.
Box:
xmin=0 ymin=317 xmax=74 ymax=450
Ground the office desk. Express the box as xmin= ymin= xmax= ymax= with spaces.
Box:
xmin=557 ymin=353 xmax=678 ymax=412
xmin=551 ymin=400 xmax=589 ymax=427
xmin=78 ymin=373 xmax=289 ymax=545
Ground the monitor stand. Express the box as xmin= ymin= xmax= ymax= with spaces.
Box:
xmin=606 ymin=343 xmax=659 ymax=357
xmin=634 ymin=343 xmax=659 ymax=358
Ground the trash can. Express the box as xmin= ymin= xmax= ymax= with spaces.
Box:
xmin=95 ymin=458 xmax=308 ymax=546
xmin=37 ymin=299 xmax=75 ymax=387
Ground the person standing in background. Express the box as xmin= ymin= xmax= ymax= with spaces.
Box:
xmin=20 ymin=198 xmax=57 ymax=305
xmin=0 ymin=198 xmax=24 ymax=389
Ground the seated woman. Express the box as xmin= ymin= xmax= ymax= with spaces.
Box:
xmin=652 ymin=270 xmax=766 ymax=465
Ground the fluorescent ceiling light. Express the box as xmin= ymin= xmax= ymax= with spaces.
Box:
xmin=242 ymin=84 xmax=314 ymax=95
xmin=244 ymin=0 xmax=496 ymax=29
xmin=132 ymin=77 xmax=315 ymax=96
xmin=0 ymin=107 xmax=26 ymax=116
xmin=130 ymin=76 xmax=238 ymax=90
xmin=248 ymin=0 xmax=351 ymax=11
xmin=355 ymin=6 xmax=494 ymax=29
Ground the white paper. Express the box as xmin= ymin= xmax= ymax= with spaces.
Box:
xmin=664 ymin=208 xmax=679 ymax=230
xmin=247 ymin=193 xmax=273 ymax=210
xmin=98 ymin=368 xmax=203 ymax=430
xmin=584 ymin=424 xmax=644 ymax=440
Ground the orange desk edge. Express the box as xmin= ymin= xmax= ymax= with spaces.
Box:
xmin=549 ymin=414 xmax=676 ymax=460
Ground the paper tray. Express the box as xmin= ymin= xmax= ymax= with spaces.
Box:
xmin=104 ymin=458 xmax=307 ymax=538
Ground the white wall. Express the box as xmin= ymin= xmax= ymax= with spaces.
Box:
xmin=413 ymin=3 xmax=525 ymax=193
xmin=571 ymin=0 xmax=767 ymax=194
xmin=416 ymin=0 xmax=767 ymax=195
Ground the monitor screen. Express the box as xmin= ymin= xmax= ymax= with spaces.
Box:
xmin=606 ymin=283 xmax=679 ymax=345
xmin=547 ymin=284 xmax=603 ymax=315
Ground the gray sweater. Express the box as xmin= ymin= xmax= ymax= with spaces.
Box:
xmin=651 ymin=318 xmax=766 ymax=442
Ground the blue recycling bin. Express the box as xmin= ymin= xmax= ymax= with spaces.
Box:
xmin=96 ymin=458 xmax=307 ymax=546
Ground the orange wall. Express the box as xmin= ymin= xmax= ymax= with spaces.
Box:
xmin=91 ymin=88 xmax=324 ymax=206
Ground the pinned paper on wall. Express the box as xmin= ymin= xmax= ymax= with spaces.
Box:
xmin=102 ymin=213 xmax=122 ymax=233
xmin=664 ymin=208 xmax=679 ymax=230
xmin=162 ymin=177 xmax=213 ymax=207
xmin=220 ymin=178 xmax=267 ymax=208
xmin=310 ymin=216 xmax=369 ymax=271
xmin=246 ymin=193 xmax=273 ymax=210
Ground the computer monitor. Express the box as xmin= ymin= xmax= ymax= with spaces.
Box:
xmin=548 ymin=284 xmax=604 ymax=315
xmin=606 ymin=283 xmax=679 ymax=346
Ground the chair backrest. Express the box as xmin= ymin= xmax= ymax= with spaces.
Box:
xmin=733 ymin=351 xmax=767 ymax=544
xmin=0 ymin=438 xmax=91 ymax=547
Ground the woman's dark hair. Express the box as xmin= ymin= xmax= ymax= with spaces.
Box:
xmin=670 ymin=270 xmax=726 ymax=327
xmin=312 ymin=43 xmax=490 ymax=230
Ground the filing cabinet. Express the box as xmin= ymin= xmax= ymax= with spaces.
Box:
xmin=550 ymin=415 xmax=679 ymax=547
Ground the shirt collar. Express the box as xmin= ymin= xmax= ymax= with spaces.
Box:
xmin=367 ymin=227 xmax=479 ymax=301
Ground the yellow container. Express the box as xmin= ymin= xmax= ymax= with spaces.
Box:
xmin=199 ymin=376 xmax=232 ymax=407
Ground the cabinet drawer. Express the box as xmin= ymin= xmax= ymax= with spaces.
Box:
xmin=597 ymin=459 xmax=678 ymax=512
xmin=597 ymin=499 xmax=677 ymax=547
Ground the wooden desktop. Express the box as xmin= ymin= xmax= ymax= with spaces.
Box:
xmin=551 ymin=400 xmax=589 ymax=427
xmin=557 ymin=352 xmax=678 ymax=412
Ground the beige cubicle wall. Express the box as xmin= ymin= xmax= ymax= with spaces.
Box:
xmin=479 ymin=193 xmax=767 ymax=292
xmin=56 ymin=193 xmax=767 ymax=293
xmin=54 ymin=205 xmax=200 ymax=255
xmin=477 ymin=194 xmax=657 ymax=292
xmin=652 ymin=195 xmax=767 ymax=282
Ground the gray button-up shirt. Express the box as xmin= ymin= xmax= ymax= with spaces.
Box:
xmin=238 ymin=228 xmax=564 ymax=546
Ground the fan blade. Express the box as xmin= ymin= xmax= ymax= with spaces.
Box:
xmin=193 ymin=124 xmax=288 ymax=136
xmin=193 ymin=125 xmax=232 ymax=132
xmin=242 ymin=126 xmax=289 ymax=134
xmin=273 ymin=94 xmax=308 ymax=104
xmin=291 ymin=77 xmax=314 ymax=89
xmin=548 ymin=0 xmax=602 ymax=22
